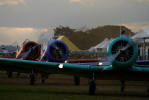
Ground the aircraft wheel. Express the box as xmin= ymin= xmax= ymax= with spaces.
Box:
xmin=16 ymin=72 xmax=20 ymax=77
xmin=89 ymin=80 xmax=96 ymax=95
xmin=121 ymin=80 xmax=125 ymax=92
xmin=30 ymin=70 xmax=35 ymax=85
xmin=147 ymin=83 xmax=149 ymax=93
xmin=41 ymin=73 xmax=48 ymax=84
xmin=41 ymin=79 xmax=45 ymax=84
xmin=74 ymin=76 xmax=80 ymax=86
xmin=30 ymin=74 xmax=35 ymax=85
xmin=7 ymin=71 xmax=12 ymax=78
xmin=89 ymin=73 xmax=96 ymax=95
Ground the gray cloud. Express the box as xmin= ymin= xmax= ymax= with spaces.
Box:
xmin=137 ymin=0 xmax=149 ymax=2
xmin=0 ymin=0 xmax=149 ymax=34
xmin=0 ymin=27 xmax=48 ymax=45
xmin=122 ymin=21 xmax=149 ymax=32
xmin=0 ymin=0 xmax=26 ymax=6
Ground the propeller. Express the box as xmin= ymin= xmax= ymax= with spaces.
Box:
xmin=51 ymin=43 xmax=66 ymax=58
xmin=107 ymin=40 xmax=134 ymax=64
xmin=18 ymin=44 xmax=40 ymax=60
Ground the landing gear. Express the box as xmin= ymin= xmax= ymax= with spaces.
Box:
xmin=121 ymin=80 xmax=125 ymax=92
xmin=147 ymin=82 xmax=149 ymax=93
xmin=41 ymin=73 xmax=49 ymax=84
xmin=89 ymin=73 xmax=96 ymax=95
xmin=29 ymin=69 xmax=35 ymax=85
xmin=7 ymin=71 xmax=12 ymax=78
xmin=74 ymin=76 xmax=80 ymax=86
xmin=16 ymin=72 xmax=20 ymax=77
xmin=41 ymin=78 xmax=45 ymax=84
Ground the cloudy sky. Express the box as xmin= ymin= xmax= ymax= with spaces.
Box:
xmin=0 ymin=0 xmax=149 ymax=45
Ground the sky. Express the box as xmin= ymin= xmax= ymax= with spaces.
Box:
xmin=0 ymin=0 xmax=149 ymax=45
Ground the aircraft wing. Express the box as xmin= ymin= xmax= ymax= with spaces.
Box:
xmin=0 ymin=58 xmax=105 ymax=77
xmin=1 ymin=57 xmax=149 ymax=80
xmin=94 ymin=64 xmax=149 ymax=81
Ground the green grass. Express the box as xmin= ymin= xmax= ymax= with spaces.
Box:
xmin=0 ymin=92 xmax=109 ymax=100
xmin=0 ymin=92 xmax=94 ymax=100
xmin=0 ymin=84 xmax=149 ymax=100
xmin=0 ymin=85 xmax=98 ymax=100
xmin=0 ymin=91 xmax=149 ymax=100
xmin=0 ymin=72 xmax=149 ymax=100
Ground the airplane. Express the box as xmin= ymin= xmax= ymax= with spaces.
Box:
xmin=5 ymin=39 xmax=69 ymax=85
xmin=14 ymin=38 xmax=88 ymax=85
xmin=6 ymin=40 xmax=41 ymax=78
xmin=15 ymin=38 xmax=69 ymax=62
xmin=16 ymin=39 xmax=100 ymax=85
xmin=1 ymin=35 xmax=149 ymax=95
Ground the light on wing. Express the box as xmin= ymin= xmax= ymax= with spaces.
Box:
xmin=98 ymin=62 xmax=103 ymax=66
xmin=58 ymin=64 xmax=64 ymax=69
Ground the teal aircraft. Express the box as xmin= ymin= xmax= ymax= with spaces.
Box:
xmin=0 ymin=36 xmax=149 ymax=95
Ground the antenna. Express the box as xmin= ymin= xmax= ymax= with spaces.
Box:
xmin=120 ymin=16 xmax=125 ymax=36
xmin=120 ymin=25 xmax=122 ymax=34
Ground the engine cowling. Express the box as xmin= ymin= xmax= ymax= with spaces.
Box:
xmin=41 ymin=40 xmax=69 ymax=62
xmin=16 ymin=41 xmax=41 ymax=60
xmin=107 ymin=37 xmax=138 ymax=70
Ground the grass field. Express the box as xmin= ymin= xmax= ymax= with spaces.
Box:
xmin=0 ymin=71 xmax=149 ymax=100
